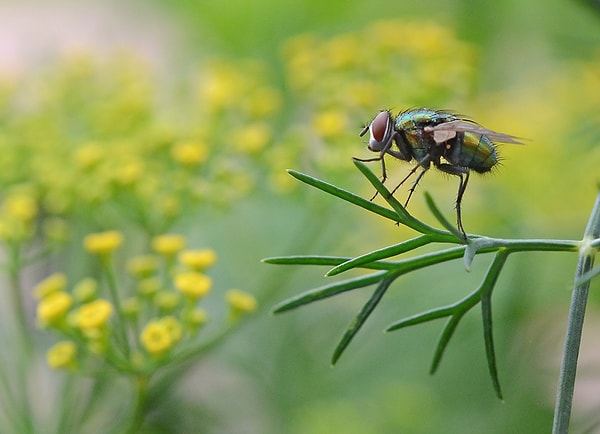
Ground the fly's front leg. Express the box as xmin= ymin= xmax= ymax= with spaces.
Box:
xmin=437 ymin=164 xmax=470 ymax=240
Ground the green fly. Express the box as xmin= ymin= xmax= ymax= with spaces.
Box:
xmin=357 ymin=108 xmax=523 ymax=239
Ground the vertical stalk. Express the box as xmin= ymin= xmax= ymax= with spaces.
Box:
xmin=552 ymin=191 xmax=600 ymax=433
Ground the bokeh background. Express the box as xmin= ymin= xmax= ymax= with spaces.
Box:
xmin=1 ymin=0 xmax=600 ymax=433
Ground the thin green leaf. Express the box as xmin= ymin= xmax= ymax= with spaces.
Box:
xmin=287 ymin=169 xmax=399 ymax=222
xmin=479 ymin=250 xmax=510 ymax=399
xmin=430 ymin=313 xmax=465 ymax=374
xmin=272 ymin=271 xmax=388 ymax=313
xmin=326 ymin=235 xmax=433 ymax=276
xmin=331 ymin=277 xmax=395 ymax=365
xmin=481 ymin=287 xmax=503 ymax=400
xmin=385 ymin=305 xmax=455 ymax=331
xmin=263 ymin=255 xmax=351 ymax=266
xmin=574 ymin=263 xmax=600 ymax=287
xmin=353 ymin=160 xmax=441 ymax=235
xmin=424 ymin=192 xmax=465 ymax=241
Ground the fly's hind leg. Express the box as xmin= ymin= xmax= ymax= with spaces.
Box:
xmin=437 ymin=164 xmax=470 ymax=240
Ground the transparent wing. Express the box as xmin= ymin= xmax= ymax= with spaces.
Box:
xmin=424 ymin=120 xmax=525 ymax=144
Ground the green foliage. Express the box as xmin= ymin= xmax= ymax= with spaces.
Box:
xmin=267 ymin=161 xmax=599 ymax=410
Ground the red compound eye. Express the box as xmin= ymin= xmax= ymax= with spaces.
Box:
xmin=370 ymin=111 xmax=390 ymax=142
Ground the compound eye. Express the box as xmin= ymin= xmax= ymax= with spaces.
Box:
xmin=370 ymin=111 xmax=391 ymax=143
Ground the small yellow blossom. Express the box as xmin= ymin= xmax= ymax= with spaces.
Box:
xmin=174 ymin=272 xmax=212 ymax=299
xmin=84 ymin=230 xmax=123 ymax=255
xmin=127 ymin=255 xmax=160 ymax=278
xmin=33 ymin=273 xmax=68 ymax=300
xmin=244 ymin=87 xmax=281 ymax=117
xmin=46 ymin=341 xmax=77 ymax=369
xmin=185 ymin=308 xmax=208 ymax=331
xmin=140 ymin=320 xmax=173 ymax=355
xmin=226 ymin=289 xmax=258 ymax=316
xmin=73 ymin=278 xmax=98 ymax=302
xmin=73 ymin=143 xmax=104 ymax=169
xmin=178 ymin=249 xmax=217 ymax=271
xmin=233 ymin=123 xmax=272 ymax=154
xmin=160 ymin=316 xmax=183 ymax=344
xmin=312 ymin=110 xmax=347 ymax=139
xmin=171 ymin=141 xmax=209 ymax=166
xmin=153 ymin=291 xmax=181 ymax=312
xmin=137 ymin=277 xmax=162 ymax=297
xmin=3 ymin=193 xmax=38 ymax=222
xmin=152 ymin=234 xmax=186 ymax=256
xmin=37 ymin=291 xmax=73 ymax=326
xmin=75 ymin=299 xmax=113 ymax=330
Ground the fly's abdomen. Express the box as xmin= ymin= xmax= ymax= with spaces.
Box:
xmin=448 ymin=133 xmax=499 ymax=173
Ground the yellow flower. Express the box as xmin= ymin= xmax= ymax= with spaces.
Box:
xmin=33 ymin=273 xmax=67 ymax=300
xmin=127 ymin=255 xmax=160 ymax=278
xmin=232 ymin=123 xmax=272 ymax=154
xmin=152 ymin=234 xmax=186 ymax=256
xmin=137 ymin=277 xmax=162 ymax=297
xmin=160 ymin=316 xmax=183 ymax=343
xmin=174 ymin=272 xmax=212 ymax=299
xmin=153 ymin=291 xmax=180 ymax=311
xmin=75 ymin=299 xmax=113 ymax=330
xmin=73 ymin=278 xmax=98 ymax=302
xmin=3 ymin=193 xmax=38 ymax=222
xmin=244 ymin=87 xmax=281 ymax=117
xmin=140 ymin=320 xmax=173 ymax=355
xmin=37 ymin=292 xmax=73 ymax=326
xmin=178 ymin=249 xmax=218 ymax=271
xmin=185 ymin=308 xmax=208 ymax=331
xmin=171 ymin=140 xmax=209 ymax=166
xmin=312 ymin=109 xmax=347 ymax=139
xmin=226 ymin=289 xmax=258 ymax=316
xmin=84 ymin=230 xmax=123 ymax=255
xmin=46 ymin=341 xmax=77 ymax=369
xmin=73 ymin=143 xmax=104 ymax=169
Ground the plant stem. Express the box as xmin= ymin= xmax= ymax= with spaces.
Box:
xmin=553 ymin=190 xmax=600 ymax=434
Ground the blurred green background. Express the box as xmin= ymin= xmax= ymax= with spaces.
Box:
xmin=2 ymin=0 xmax=600 ymax=433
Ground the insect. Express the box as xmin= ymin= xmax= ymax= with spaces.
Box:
xmin=357 ymin=108 xmax=523 ymax=239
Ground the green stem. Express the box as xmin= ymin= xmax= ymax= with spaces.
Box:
xmin=125 ymin=375 xmax=149 ymax=434
xmin=102 ymin=257 xmax=130 ymax=358
xmin=552 ymin=190 xmax=600 ymax=434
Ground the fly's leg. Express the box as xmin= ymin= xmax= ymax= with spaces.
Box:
xmin=437 ymin=164 xmax=470 ymax=240
xmin=403 ymin=168 xmax=428 ymax=208
xmin=354 ymin=134 xmax=405 ymax=201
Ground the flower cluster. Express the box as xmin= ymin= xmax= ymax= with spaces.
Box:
xmin=35 ymin=231 xmax=257 ymax=372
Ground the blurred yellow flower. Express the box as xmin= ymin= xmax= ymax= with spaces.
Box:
xmin=37 ymin=291 xmax=73 ymax=326
xmin=233 ymin=123 xmax=272 ymax=154
xmin=140 ymin=320 xmax=173 ymax=355
xmin=153 ymin=291 xmax=181 ymax=311
xmin=178 ymin=249 xmax=218 ymax=271
xmin=160 ymin=316 xmax=183 ymax=344
xmin=127 ymin=255 xmax=160 ymax=278
xmin=312 ymin=110 xmax=347 ymax=139
xmin=137 ymin=277 xmax=162 ymax=297
xmin=174 ymin=272 xmax=212 ymax=299
xmin=73 ymin=143 xmax=104 ymax=170
xmin=73 ymin=278 xmax=98 ymax=303
xmin=46 ymin=341 xmax=77 ymax=370
xmin=171 ymin=140 xmax=209 ymax=166
xmin=152 ymin=234 xmax=186 ymax=256
xmin=84 ymin=230 xmax=123 ymax=255
xmin=33 ymin=273 xmax=67 ymax=300
xmin=226 ymin=289 xmax=258 ymax=315
xmin=3 ymin=193 xmax=38 ymax=222
xmin=75 ymin=299 xmax=113 ymax=330
xmin=244 ymin=87 xmax=281 ymax=117
xmin=185 ymin=308 xmax=208 ymax=330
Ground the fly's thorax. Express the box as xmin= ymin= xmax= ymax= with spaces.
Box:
xmin=446 ymin=132 xmax=499 ymax=173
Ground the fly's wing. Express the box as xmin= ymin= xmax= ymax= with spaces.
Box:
xmin=424 ymin=120 xmax=525 ymax=144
